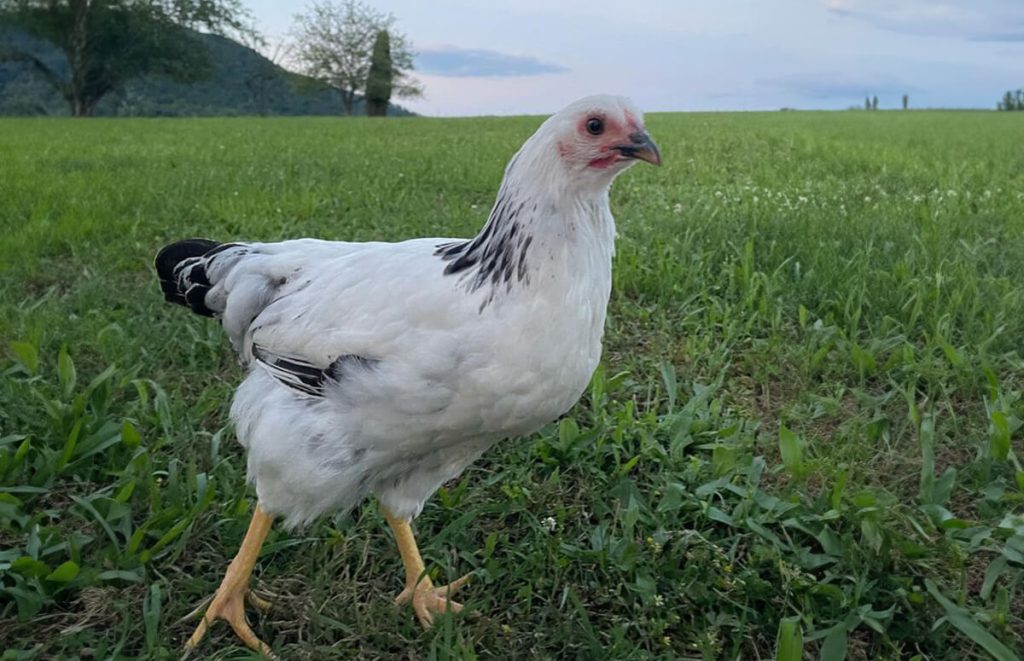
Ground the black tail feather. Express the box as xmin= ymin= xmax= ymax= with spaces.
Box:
xmin=155 ymin=238 xmax=223 ymax=317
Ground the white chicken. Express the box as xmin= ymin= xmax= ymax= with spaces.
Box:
xmin=155 ymin=94 xmax=660 ymax=655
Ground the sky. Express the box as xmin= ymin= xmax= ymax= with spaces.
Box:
xmin=245 ymin=0 xmax=1024 ymax=116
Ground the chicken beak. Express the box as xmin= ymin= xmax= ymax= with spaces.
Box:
xmin=615 ymin=131 xmax=662 ymax=166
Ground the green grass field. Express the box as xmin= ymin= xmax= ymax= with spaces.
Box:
xmin=1 ymin=111 xmax=1023 ymax=660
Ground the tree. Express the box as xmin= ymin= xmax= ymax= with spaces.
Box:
xmin=871 ymin=95 xmax=878 ymax=111
xmin=0 ymin=0 xmax=254 ymax=116
xmin=864 ymin=96 xmax=870 ymax=111
xmin=364 ymin=29 xmax=391 ymax=116
xmin=998 ymin=90 xmax=1019 ymax=111
xmin=902 ymin=94 xmax=908 ymax=110
xmin=291 ymin=0 xmax=421 ymax=116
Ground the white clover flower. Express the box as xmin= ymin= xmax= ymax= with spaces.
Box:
xmin=542 ymin=516 xmax=557 ymax=532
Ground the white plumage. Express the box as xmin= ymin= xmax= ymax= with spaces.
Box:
xmin=158 ymin=94 xmax=660 ymax=652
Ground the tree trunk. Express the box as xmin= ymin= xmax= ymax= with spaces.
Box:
xmin=69 ymin=92 xmax=99 ymax=116
xmin=68 ymin=0 xmax=91 ymax=117
xmin=341 ymin=88 xmax=355 ymax=115
xmin=71 ymin=97 xmax=90 ymax=116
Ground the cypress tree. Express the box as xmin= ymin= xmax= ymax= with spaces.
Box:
xmin=365 ymin=30 xmax=393 ymax=116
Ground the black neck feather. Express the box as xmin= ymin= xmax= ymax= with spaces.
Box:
xmin=435 ymin=181 xmax=536 ymax=300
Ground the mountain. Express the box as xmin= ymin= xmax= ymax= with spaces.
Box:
xmin=0 ymin=30 xmax=413 ymax=117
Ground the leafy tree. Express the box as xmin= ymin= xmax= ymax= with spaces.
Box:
xmin=871 ymin=95 xmax=878 ymax=111
xmin=0 ymin=0 xmax=254 ymax=116
xmin=864 ymin=96 xmax=870 ymax=111
xmin=902 ymin=94 xmax=908 ymax=110
xmin=364 ymin=29 xmax=390 ymax=116
xmin=292 ymin=0 xmax=421 ymax=116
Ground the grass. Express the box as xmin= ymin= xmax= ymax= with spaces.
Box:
xmin=1 ymin=110 xmax=1023 ymax=660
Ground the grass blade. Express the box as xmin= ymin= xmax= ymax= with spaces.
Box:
xmin=820 ymin=624 xmax=848 ymax=661
xmin=779 ymin=424 xmax=805 ymax=478
xmin=918 ymin=412 xmax=936 ymax=504
xmin=776 ymin=616 xmax=804 ymax=661
xmin=925 ymin=579 xmax=1017 ymax=661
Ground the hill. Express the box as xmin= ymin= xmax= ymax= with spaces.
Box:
xmin=0 ymin=29 xmax=413 ymax=117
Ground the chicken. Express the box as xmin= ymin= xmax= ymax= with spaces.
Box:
xmin=155 ymin=94 xmax=660 ymax=655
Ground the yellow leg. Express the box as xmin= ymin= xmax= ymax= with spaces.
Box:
xmin=184 ymin=504 xmax=276 ymax=658
xmin=382 ymin=506 xmax=471 ymax=628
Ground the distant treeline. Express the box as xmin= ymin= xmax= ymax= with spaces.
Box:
xmin=856 ymin=94 xmax=910 ymax=111
xmin=997 ymin=89 xmax=1024 ymax=111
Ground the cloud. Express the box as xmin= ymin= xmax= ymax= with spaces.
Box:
xmin=826 ymin=0 xmax=1024 ymax=41
xmin=971 ymin=32 xmax=1024 ymax=43
xmin=416 ymin=47 xmax=569 ymax=78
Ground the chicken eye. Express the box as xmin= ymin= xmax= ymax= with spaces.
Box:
xmin=585 ymin=117 xmax=604 ymax=136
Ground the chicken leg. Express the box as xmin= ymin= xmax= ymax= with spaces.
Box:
xmin=382 ymin=506 xmax=471 ymax=628
xmin=184 ymin=504 xmax=275 ymax=658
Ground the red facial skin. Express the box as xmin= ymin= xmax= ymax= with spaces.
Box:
xmin=559 ymin=113 xmax=644 ymax=169
xmin=587 ymin=154 xmax=620 ymax=169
